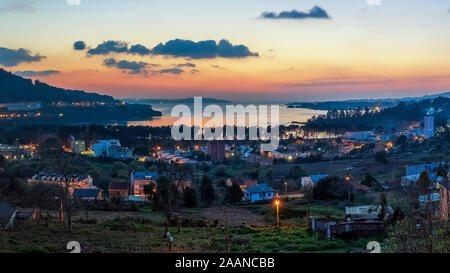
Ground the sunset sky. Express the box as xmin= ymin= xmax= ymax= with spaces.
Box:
xmin=1 ymin=0 xmax=450 ymax=102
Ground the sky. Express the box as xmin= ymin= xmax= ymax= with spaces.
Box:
xmin=1 ymin=0 xmax=450 ymax=102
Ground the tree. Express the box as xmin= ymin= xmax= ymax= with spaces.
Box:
xmin=435 ymin=164 xmax=448 ymax=178
xmin=143 ymin=183 xmax=156 ymax=200
xmin=378 ymin=192 xmax=387 ymax=221
xmin=361 ymin=173 xmax=378 ymax=188
xmin=40 ymin=137 xmax=62 ymax=153
xmin=287 ymin=165 xmax=305 ymax=180
xmin=183 ymin=187 xmax=198 ymax=207
xmin=215 ymin=165 xmax=228 ymax=177
xmin=55 ymin=153 xmax=85 ymax=232
xmin=418 ymin=171 xmax=433 ymax=252
xmin=225 ymin=183 xmax=243 ymax=204
xmin=200 ymin=177 xmax=216 ymax=205
xmin=301 ymin=184 xmax=314 ymax=217
xmin=375 ymin=151 xmax=388 ymax=164
xmin=29 ymin=183 xmax=59 ymax=226
xmin=153 ymin=176 xmax=179 ymax=212
xmin=0 ymin=155 xmax=5 ymax=172
xmin=395 ymin=135 xmax=408 ymax=146
xmin=313 ymin=176 xmax=351 ymax=201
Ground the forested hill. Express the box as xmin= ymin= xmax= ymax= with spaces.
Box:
xmin=303 ymin=97 xmax=450 ymax=134
xmin=0 ymin=68 xmax=116 ymax=103
xmin=287 ymin=92 xmax=450 ymax=110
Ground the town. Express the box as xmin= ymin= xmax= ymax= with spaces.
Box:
xmin=0 ymin=105 xmax=449 ymax=253
xmin=1 ymin=0 xmax=450 ymax=259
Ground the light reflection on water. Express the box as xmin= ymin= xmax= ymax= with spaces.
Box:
xmin=127 ymin=103 xmax=326 ymax=128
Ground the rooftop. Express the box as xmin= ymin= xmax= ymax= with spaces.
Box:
xmin=310 ymin=175 xmax=329 ymax=183
xmin=31 ymin=173 xmax=89 ymax=182
xmin=73 ymin=188 xmax=101 ymax=198
xmin=132 ymin=171 xmax=160 ymax=180
xmin=245 ymin=184 xmax=275 ymax=193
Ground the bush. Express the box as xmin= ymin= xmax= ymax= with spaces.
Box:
xmin=375 ymin=151 xmax=388 ymax=164
xmin=313 ymin=176 xmax=352 ymax=201
xmin=183 ymin=187 xmax=198 ymax=207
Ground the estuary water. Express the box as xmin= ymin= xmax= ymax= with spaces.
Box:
xmin=127 ymin=102 xmax=326 ymax=127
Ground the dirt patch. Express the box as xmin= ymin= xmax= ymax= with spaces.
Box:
xmin=200 ymin=207 xmax=266 ymax=227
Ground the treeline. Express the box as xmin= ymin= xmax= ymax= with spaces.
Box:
xmin=0 ymin=68 xmax=116 ymax=103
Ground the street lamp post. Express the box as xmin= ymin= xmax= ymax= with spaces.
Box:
xmin=275 ymin=200 xmax=280 ymax=229
xmin=346 ymin=176 xmax=351 ymax=203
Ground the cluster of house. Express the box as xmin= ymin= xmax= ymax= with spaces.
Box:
xmin=27 ymin=173 xmax=103 ymax=200
xmin=401 ymin=162 xmax=450 ymax=220
xmin=109 ymin=171 xmax=192 ymax=202
xmin=69 ymin=138 xmax=134 ymax=160
xmin=153 ymin=150 xmax=196 ymax=164
xmin=0 ymin=143 xmax=37 ymax=161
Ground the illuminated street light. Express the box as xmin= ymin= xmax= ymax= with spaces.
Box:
xmin=274 ymin=200 xmax=280 ymax=229
xmin=345 ymin=176 xmax=351 ymax=202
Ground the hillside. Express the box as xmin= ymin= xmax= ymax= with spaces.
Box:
xmin=303 ymin=97 xmax=450 ymax=133
xmin=287 ymin=92 xmax=450 ymax=110
xmin=0 ymin=68 xmax=116 ymax=103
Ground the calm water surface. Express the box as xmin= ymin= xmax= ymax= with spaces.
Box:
xmin=127 ymin=102 xmax=326 ymax=127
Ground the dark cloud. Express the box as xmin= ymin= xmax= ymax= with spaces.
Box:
xmin=151 ymin=39 xmax=259 ymax=59
xmin=0 ymin=0 xmax=35 ymax=13
xmin=157 ymin=68 xmax=184 ymax=75
xmin=0 ymin=47 xmax=45 ymax=67
xmin=87 ymin=41 xmax=129 ymax=55
xmin=128 ymin=44 xmax=152 ymax=56
xmin=73 ymin=41 xmax=86 ymax=51
xmin=260 ymin=6 xmax=330 ymax=20
xmin=211 ymin=64 xmax=225 ymax=69
xmin=103 ymin=58 xmax=148 ymax=75
xmin=14 ymin=70 xmax=59 ymax=77
xmin=80 ymin=39 xmax=258 ymax=59
xmin=191 ymin=69 xmax=200 ymax=74
xmin=176 ymin=62 xmax=196 ymax=68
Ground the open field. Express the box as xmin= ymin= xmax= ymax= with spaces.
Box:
xmin=0 ymin=219 xmax=379 ymax=253
xmin=0 ymin=201 xmax=382 ymax=253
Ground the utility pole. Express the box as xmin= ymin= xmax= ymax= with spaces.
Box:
xmin=348 ymin=183 xmax=351 ymax=203
xmin=275 ymin=200 xmax=280 ymax=229
xmin=60 ymin=199 xmax=64 ymax=223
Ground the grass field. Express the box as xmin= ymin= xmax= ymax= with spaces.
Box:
xmin=0 ymin=217 xmax=381 ymax=253
xmin=0 ymin=198 xmax=387 ymax=253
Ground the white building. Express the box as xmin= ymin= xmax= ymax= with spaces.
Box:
xmin=424 ymin=115 xmax=435 ymax=139
xmin=107 ymin=145 xmax=133 ymax=160
xmin=92 ymin=139 xmax=121 ymax=157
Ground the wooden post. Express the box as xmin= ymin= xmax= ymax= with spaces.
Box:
xmin=60 ymin=199 xmax=64 ymax=223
